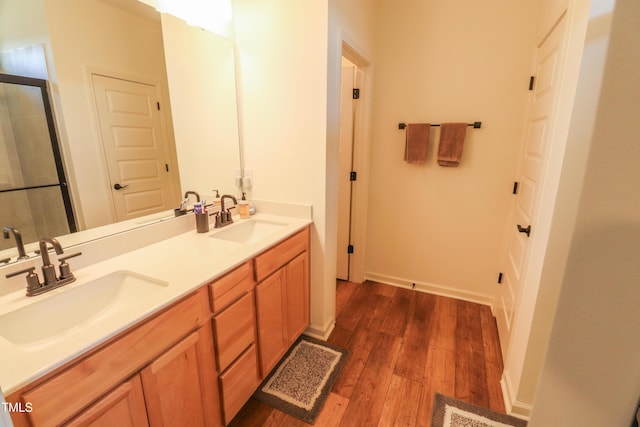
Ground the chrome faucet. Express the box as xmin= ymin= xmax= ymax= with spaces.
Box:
xmin=3 ymin=226 xmax=29 ymax=260
xmin=215 ymin=195 xmax=237 ymax=228
xmin=5 ymin=237 xmax=82 ymax=296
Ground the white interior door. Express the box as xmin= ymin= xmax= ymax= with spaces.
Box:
xmin=336 ymin=62 xmax=356 ymax=280
xmin=496 ymin=15 xmax=567 ymax=357
xmin=92 ymin=74 xmax=174 ymax=222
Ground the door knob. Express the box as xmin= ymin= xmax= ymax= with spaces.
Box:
xmin=517 ymin=224 xmax=531 ymax=237
xmin=113 ymin=183 xmax=129 ymax=190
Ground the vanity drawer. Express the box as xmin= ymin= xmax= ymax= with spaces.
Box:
xmin=253 ymin=228 xmax=309 ymax=282
xmin=213 ymin=291 xmax=256 ymax=372
xmin=218 ymin=344 xmax=260 ymax=425
xmin=209 ymin=261 xmax=255 ymax=313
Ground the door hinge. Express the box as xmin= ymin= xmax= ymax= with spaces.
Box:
xmin=347 ymin=245 xmax=354 ymax=254
xmin=352 ymin=88 xmax=360 ymax=99
xmin=157 ymin=101 xmax=161 ymax=110
xmin=528 ymin=76 xmax=535 ymax=91
xmin=512 ymin=181 xmax=519 ymax=194
xmin=165 ymin=163 xmax=169 ymax=172
xmin=498 ymin=272 xmax=503 ymax=284
xmin=350 ymin=171 xmax=357 ymax=181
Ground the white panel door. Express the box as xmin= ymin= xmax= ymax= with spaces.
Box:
xmin=336 ymin=64 xmax=355 ymax=280
xmin=496 ymin=15 xmax=567 ymax=357
xmin=92 ymin=74 xmax=174 ymax=221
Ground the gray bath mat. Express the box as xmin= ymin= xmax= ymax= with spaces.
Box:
xmin=253 ymin=336 xmax=348 ymax=424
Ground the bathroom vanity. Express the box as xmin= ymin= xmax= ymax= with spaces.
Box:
xmin=0 ymin=210 xmax=311 ymax=426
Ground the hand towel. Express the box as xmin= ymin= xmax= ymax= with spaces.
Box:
xmin=404 ymin=123 xmax=431 ymax=164
xmin=437 ymin=123 xmax=467 ymax=167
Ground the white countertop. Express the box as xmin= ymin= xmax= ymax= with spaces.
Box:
xmin=0 ymin=212 xmax=311 ymax=396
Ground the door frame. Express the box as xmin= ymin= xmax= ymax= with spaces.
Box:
xmin=339 ymin=42 xmax=372 ymax=283
xmin=336 ymin=60 xmax=356 ymax=280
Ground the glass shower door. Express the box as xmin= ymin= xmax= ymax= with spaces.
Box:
xmin=0 ymin=73 xmax=75 ymax=252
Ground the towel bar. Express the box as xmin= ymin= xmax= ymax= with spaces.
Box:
xmin=398 ymin=121 xmax=482 ymax=130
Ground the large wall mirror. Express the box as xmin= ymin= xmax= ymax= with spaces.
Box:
xmin=0 ymin=0 xmax=241 ymax=262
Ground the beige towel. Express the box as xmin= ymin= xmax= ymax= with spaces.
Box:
xmin=404 ymin=123 xmax=431 ymax=164
xmin=437 ymin=123 xmax=467 ymax=167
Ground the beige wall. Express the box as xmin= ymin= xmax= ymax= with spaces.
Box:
xmin=0 ymin=0 xmax=49 ymax=53
xmin=530 ymin=0 xmax=640 ymax=424
xmin=232 ymin=0 xmax=377 ymax=338
xmin=364 ymin=0 xmax=538 ymax=303
xmin=233 ymin=0 xmax=333 ymax=337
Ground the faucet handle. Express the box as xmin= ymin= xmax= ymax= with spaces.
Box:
xmin=58 ymin=252 xmax=82 ymax=280
xmin=6 ymin=267 xmax=41 ymax=295
xmin=6 ymin=266 xmax=37 ymax=279
xmin=58 ymin=252 xmax=82 ymax=262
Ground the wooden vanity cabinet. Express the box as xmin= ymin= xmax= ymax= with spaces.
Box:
xmin=255 ymin=227 xmax=310 ymax=377
xmin=7 ymin=225 xmax=310 ymax=427
xmin=8 ymin=288 xmax=221 ymax=427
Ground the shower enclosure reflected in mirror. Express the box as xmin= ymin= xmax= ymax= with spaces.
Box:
xmin=0 ymin=74 xmax=76 ymax=251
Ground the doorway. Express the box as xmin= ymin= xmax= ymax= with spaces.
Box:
xmin=336 ymin=42 xmax=370 ymax=283
xmin=336 ymin=57 xmax=357 ymax=280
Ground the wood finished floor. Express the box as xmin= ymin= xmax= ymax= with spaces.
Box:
xmin=229 ymin=280 xmax=505 ymax=427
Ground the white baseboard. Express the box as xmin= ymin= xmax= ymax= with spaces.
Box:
xmin=304 ymin=319 xmax=336 ymax=341
xmin=501 ymin=372 xmax=532 ymax=420
xmin=364 ymin=272 xmax=495 ymax=309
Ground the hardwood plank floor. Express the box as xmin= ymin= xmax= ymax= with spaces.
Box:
xmin=229 ymin=280 xmax=505 ymax=427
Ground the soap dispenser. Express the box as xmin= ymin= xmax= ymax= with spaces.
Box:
xmin=212 ymin=189 xmax=221 ymax=208
xmin=238 ymin=192 xmax=250 ymax=219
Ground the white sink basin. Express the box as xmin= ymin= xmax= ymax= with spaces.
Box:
xmin=210 ymin=218 xmax=288 ymax=244
xmin=0 ymin=271 xmax=168 ymax=347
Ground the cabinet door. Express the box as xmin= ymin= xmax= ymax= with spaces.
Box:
xmin=286 ymin=251 xmax=310 ymax=343
xmin=255 ymin=268 xmax=288 ymax=376
xmin=141 ymin=326 xmax=222 ymax=427
xmin=65 ymin=376 xmax=148 ymax=427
